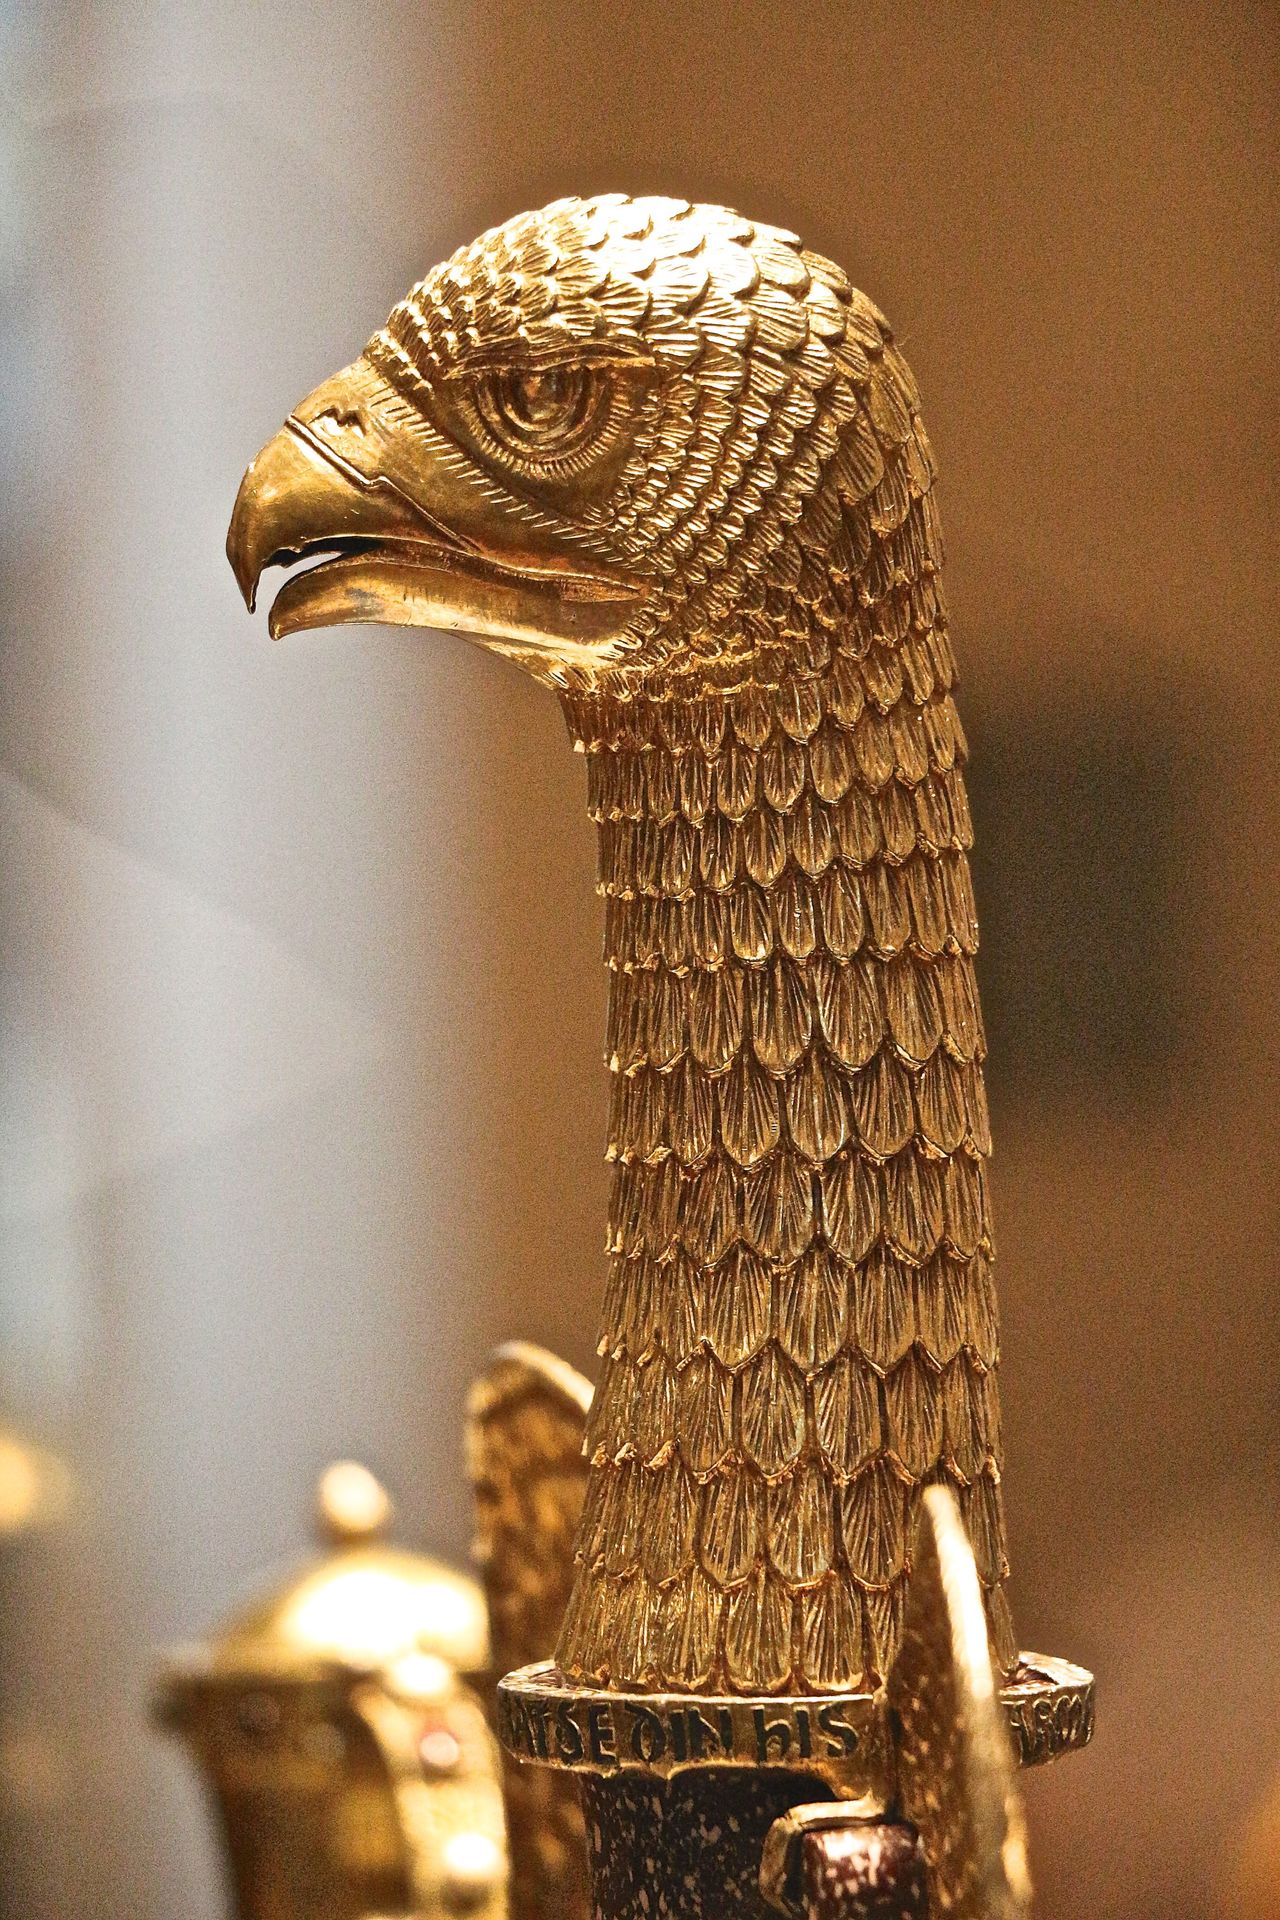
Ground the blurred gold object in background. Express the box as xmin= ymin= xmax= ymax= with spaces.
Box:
xmin=467 ymin=1346 xmax=591 ymax=1920
xmin=0 ymin=1429 xmax=70 ymax=1538
xmin=154 ymin=1465 xmax=504 ymax=1920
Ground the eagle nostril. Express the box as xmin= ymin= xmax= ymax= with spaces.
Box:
xmin=314 ymin=405 xmax=367 ymax=435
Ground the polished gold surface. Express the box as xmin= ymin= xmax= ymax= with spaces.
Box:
xmin=497 ymin=1649 xmax=1091 ymax=1789
xmin=467 ymin=1345 xmax=592 ymax=1920
xmin=195 ymin=1472 xmax=488 ymax=1681
xmin=500 ymin=1664 xmax=894 ymax=1799
xmin=231 ymin=193 xmax=1046 ymax=1698
xmin=889 ymin=1485 xmax=1031 ymax=1918
xmin=155 ymin=1465 xmax=503 ymax=1920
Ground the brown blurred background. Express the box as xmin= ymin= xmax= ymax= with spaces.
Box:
xmin=1 ymin=2 xmax=1277 ymax=1916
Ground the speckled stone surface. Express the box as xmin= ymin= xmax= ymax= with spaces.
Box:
xmin=798 ymin=1824 xmax=929 ymax=1917
xmin=581 ymin=1769 xmax=832 ymax=1920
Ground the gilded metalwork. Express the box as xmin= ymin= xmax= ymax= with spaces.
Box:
xmin=467 ymin=1344 xmax=592 ymax=1920
xmin=499 ymin=1665 xmax=893 ymax=1798
xmin=228 ymin=194 xmax=1024 ymax=1699
xmin=888 ymin=1485 xmax=1032 ymax=1918
xmin=154 ymin=1464 xmax=505 ymax=1920
xmin=467 ymin=1346 xmax=593 ymax=1693
xmin=496 ymin=1650 xmax=1089 ymax=1787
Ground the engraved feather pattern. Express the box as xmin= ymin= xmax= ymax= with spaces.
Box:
xmin=467 ymin=1343 xmax=593 ymax=1920
xmin=558 ymin=646 xmax=1014 ymax=1693
xmin=299 ymin=194 xmax=1018 ymax=1696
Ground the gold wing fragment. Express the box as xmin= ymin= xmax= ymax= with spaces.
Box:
xmin=467 ymin=1342 xmax=593 ymax=1920
xmin=888 ymin=1484 xmax=1031 ymax=1919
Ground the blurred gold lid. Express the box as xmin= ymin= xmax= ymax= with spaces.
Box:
xmin=163 ymin=1462 xmax=489 ymax=1692
xmin=154 ymin=1464 xmax=505 ymax=1920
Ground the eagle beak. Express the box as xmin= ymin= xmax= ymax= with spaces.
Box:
xmin=226 ymin=402 xmax=435 ymax=627
xmin=227 ymin=357 xmax=642 ymax=660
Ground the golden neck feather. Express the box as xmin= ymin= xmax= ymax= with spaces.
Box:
xmin=553 ymin=645 xmax=1016 ymax=1696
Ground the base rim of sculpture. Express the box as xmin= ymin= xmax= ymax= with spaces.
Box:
xmin=497 ymin=1651 xmax=1092 ymax=1796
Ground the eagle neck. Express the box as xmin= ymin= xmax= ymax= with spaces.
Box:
xmin=554 ymin=666 xmax=1013 ymax=1696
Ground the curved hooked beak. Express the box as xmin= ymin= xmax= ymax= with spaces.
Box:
xmin=226 ymin=357 xmax=643 ymax=662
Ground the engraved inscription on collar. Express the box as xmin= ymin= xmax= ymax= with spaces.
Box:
xmin=496 ymin=1656 xmax=1093 ymax=1797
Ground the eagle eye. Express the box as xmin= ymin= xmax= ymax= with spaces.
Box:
xmin=462 ymin=362 xmax=616 ymax=475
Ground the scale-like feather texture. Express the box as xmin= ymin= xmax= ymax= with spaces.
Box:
xmin=561 ymin=620 xmax=1012 ymax=1689
xmin=467 ymin=1345 xmax=593 ymax=1920
xmin=380 ymin=196 xmax=1015 ymax=1693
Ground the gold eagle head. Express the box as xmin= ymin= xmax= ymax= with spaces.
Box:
xmin=228 ymin=193 xmax=936 ymax=696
